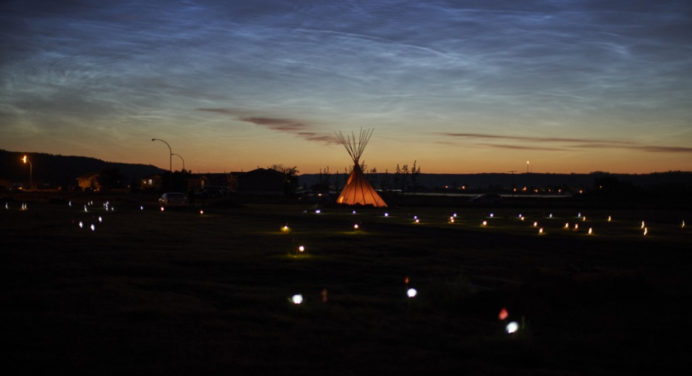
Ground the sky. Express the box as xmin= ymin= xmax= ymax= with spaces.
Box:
xmin=1 ymin=0 xmax=691 ymax=174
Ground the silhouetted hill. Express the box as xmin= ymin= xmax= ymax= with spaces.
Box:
xmin=0 ymin=149 xmax=165 ymax=188
xmin=299 ymin=171 xmax=692 ymax=192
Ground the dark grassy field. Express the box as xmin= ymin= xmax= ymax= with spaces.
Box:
xmin=2 ymin=194 xmax=690 ymax=375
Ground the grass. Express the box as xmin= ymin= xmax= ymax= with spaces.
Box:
xmin=1 ymin=195 xmax=690 ymax=375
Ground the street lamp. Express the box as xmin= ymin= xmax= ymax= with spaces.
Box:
xmin=526 ymin=160 xmax=530 ymax=174
xmin=21 ymin=155 xmax=33 ymax=189
xmin=151 ymin=138 xmax=172 ymax=173
xmin=172 ymin=153 xmax=186 ymax=172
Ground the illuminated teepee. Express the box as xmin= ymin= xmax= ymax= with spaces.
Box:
xmin=335 ymin=129 xmax=388 ymax=207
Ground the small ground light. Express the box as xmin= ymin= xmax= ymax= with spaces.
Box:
xmin=353 ymin=224 xmax=359 ymax=230
xmin=407 ymin=288 xmax=417 ymax=298
xmin=414 ymin=218 xmax=420 ymax=224
xmin=384 ymin=212 xmax=389 ymax=217
xmin=4 ymin=203 xmax=8 ymax=210
xmin=78 ymin=221 xmax=83 ymax=228
xmin=352 ymin=210 xmax=357 ymax=214
xmin=482 ymin=220 xmax=488 ymax=226
xmin=538 ymin=227 xmax=544 ymax=235
xmin=498 ymin=308 xmax=509 ymax=320
xmin=315 ymin=209 xmax=321 ymax=214
xmin=453 ymin=212 xmax=458 ymax=218
xmin=449 ymin=216 xmax=455 ymax=223
xmin=140 ymin=205 xmax=144 ymax=211
xmin=682 ymin=220 xmax=686 ymax=229
xmin=506 ymin=321 xmax=519 ymax=334
xmin=643 ymin=227 xmax=648 ymax=236
xmin=608 ymin=216 xmax=612 ymax=222
xmin=564 ymin=223 xmax=569 ymax=229
xmin=21 ymin=203 xmax=27 ymax=211
xmin=321 ymin=288 xmax=328 ymax=303
xmin=574 ymin=223 xmax=579 ymax=230
xmin=532 ymin=221 xmax=538 ymax=227
xmin=83 ymin=205 xmax=88 ymax=212
xmin=489 ymin=213 xmax=494 ymax=218
xmin=298 ymin=245 xmax=305 ymax=253
xmin=199 ymin=209 xmax=204 ymax=215
xmin=588 ymin=227 xmax=593 ymax=235
xmin=413 ymin=215 xmax=418 ymax=220
xmin=90 ymin=224 xmax=95 ymax=231
xmin=160 ymin=206 xmax=165 ymax=212
xmin=404 ymin=276 xmax=410 ymax=284
xmin=582 ymin=216 xmax=587 ymax=222
xmin=281 ymin=225 xmax=290 ymax=233
xmin=291 ymin=294 xmax=303 ymax=305
xmin=577 ymin=212 xmax=582 ymax=218
xmin=68 ymin=201 xmax=72 ymax=207
xmin=641 ymin=220 xmax=646 ymax=229
xmin=98 ymin=216 xmax=102 ymax=223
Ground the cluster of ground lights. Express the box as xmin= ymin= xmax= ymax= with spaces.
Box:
xmin=4 ymin=200 xmax=688 ymax=337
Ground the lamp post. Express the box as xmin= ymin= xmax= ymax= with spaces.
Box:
xmin=526 ymin=160 xmax=530 ymax=174
xmin=172 ymin=153 xmax=186 ymax=172
xmin=151 ymin=138 xmax=172 ymax=173
xmin=21 ymin=155 xmax=33 ymax=189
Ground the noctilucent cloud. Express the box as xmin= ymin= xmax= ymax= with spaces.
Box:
xmin=2 ymin=0 xmax=691 ymax=173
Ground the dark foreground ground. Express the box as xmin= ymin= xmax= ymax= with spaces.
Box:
xmin=2 ymin=194 xmax=690 ymax=375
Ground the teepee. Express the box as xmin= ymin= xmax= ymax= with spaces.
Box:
xmin=335 ymin=129 xmax=387 ymax=207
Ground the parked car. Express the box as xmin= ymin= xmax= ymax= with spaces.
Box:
xmin=158 ymin=192 xmax=188 ymax=207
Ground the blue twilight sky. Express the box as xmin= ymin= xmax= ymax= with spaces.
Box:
xmin=1 ymin=0 xmax=691 ymax=173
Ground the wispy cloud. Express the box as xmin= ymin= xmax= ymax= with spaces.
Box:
xmin=196 ymin=108 xmax=337 ymax=144
xmin=442 ymin=132 xmax=692 ymax=153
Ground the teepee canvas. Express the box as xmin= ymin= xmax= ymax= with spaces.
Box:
xmin=336 ymin=129 xmax=387 ymax=207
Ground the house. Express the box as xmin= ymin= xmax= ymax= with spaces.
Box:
xmin=76 ymin=173 xmax=101 ymax=191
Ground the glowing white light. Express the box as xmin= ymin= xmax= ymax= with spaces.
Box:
xmin=564 ymin=223 xmax=569 ymax=229
xmin=78 ymin=221 xmax=83 ymax=228
xmin=298 ymin=245 xmax=305 ymax=253
xmin=574 ymin=223 xmax=579 ymax=230
xmin=160 ymin=206 xmax=165 ymax=212
xmin=90 ymin=224 xmax=95 ymax=231
xmin=588 ymin=227 xmax=593 ymax=235
xmin=414 ymin=218 xmax=420 ymax=224
xmin=68 ymin=201 xmax=72 ymax=207
xmin=281 ymin=225 xmax=290 ymax=233
xmin=489 ymin=213 xmax=494 ymax=218
xmin=315 ymin=209 xmax=321 ymax=214
xmin=21 ymin=203 xmax=27 ymax=211
xmin=407 ymin=288 xmax=417 ymax=298
xmin=538 ymin=228 xmax=544 ymax=235
xmin=4 ymin=203 xmax=8 ymax=210
xmin=607 ymin=216 xmax=612 ymax=222
xmin=352 ymin=210 xmax=357 ymax=215
xmin=413 ymin=215 xmax=418 ymax=220
xmin=453 ymin=213 xmax=458 ymax=218
xmin=291 ymin=294 xmax=303 ymax=305
xmin=582 ymin=216 xmax=587 ymax=222
xmin=353 ymin=224 xmax=359 ymax=230
xmin=83 ymin=205 xmax=88 ymax=213
xmin=683 ymin=220 xmax=686 ymax=229
xmin=482 ymin=220 xmax=488 ymax=226
xmin=548 ymin=213 xmax=553 ymax=219
xmin=643 ymin=227 xmax=648 ymax=236
xmin=384 ymin=212 xmax=389 ymax=217
xmin=449 ymin=217 xmax=455 ymax=223
xmin=199 ymin=210 xmax=204 ymax=215
xmin=98 ymin=216 xmax=102 ymax=223
xmin=577 ymin=212 xmax=582 ymax=218
xmin=506 ymin=321 xmax=519 ymax=334
xmin=140 ymin=206 xmax=144 ymax=211
xmin=641 ymin=221 xmax=645 ymax=229
xmin=518 ymin=213 xmax=523 ymax=218
xmin=532 ymin=221 xmax=538 ymax=228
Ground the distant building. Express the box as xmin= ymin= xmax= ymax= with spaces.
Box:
xmin=232 ymin=168 xmax=286 ymax=195
xmin=76 ymin=173 xmax=101 ymax=191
